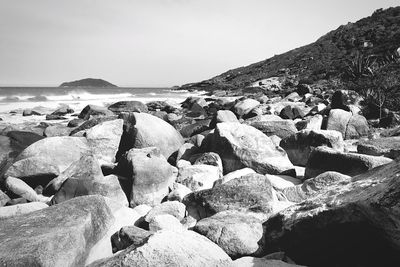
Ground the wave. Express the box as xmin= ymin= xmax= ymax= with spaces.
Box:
xmin=0 ymin=96 xmax=20 ymax=102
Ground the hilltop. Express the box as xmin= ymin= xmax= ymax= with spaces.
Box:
xmin=180 ymin=7 xmax=400 ymax=95
xmin=59 ymin=78 xmax=117 ymax=88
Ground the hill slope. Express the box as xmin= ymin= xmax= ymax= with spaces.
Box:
xmin=59 ymin=78 xmax=117 ymax=88
xmin=180 ymin=7 xmax=400 ymax=92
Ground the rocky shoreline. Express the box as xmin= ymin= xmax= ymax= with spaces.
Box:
xmin=0 ymin=88 xmax=400 ymax=266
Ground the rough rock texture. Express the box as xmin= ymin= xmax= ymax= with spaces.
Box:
xmin=69 ymin=116 xmax=118 ymax=136
xmin=6 ymin=136 xmax=91 ymax=182
xmin=88 ymin=230 xmax=232 ymax=267
xmin=5 ymin=176 xmax=49 ymax=203
xmin=194 ymin=210 xmax=263 ymax=258
xmin=108 ymin=101 xmax=148 ymax=114
xmin=295 ymin=114 xmax=323 ymax=131
xmin=145 ymin=201 xmax=186 ymax=223
xmin=148 ymin=214 xmax=185 ymax=232
xmin=233 ymin=98 xmax=260 ymax=117
xmin=250 ymin=120 xmax=298 ymax=139
xmin=208 ymin=123 xmax=294 ymax=175
xmin=283 ymin=171 xmax=351 ymax=202
xmin=111 ymin=226 xmax=152 ymax=253
xmin=263 ymin=157 xmax=400 ymax=267
xmin=118 ymin=147 xmax=176 ymax=207
xmin=0 ymin=202 xmax=48 ymax=219
xmin=193 ymin=152 xmax=223 ymax=174
xmin=305 ymin=146 xmax=393 ymax=179
xmin=216 ymin=168 xmax=256 ymax=186
xmin=357 ymin=136 xmax=400 ymax=159
xmin=44 ymin=124 xmax=72 ymax=137
xmin=85 ymin=119 xmax=123 ymax=166
xmin=265 ymin=174 xmax=302 ymax=191
xmin=177 ymin=164 xmax=220 ymax=191
xmin=49 ymin=154 xmax=128 ymax=206
xmin=120 ymin=112 xmax=184 ymax=159
xmin=326 ymin=109 xmax=369 ymax=139
xmin=0 ymin=196 xmax=114 ymax=267
xmin=78 ymin=104 xmax=114 ymax=120
xmin=280 ymin=129 xmax=344 ymax=166
xmin=183 ymin=173 xmax=275 ymax=220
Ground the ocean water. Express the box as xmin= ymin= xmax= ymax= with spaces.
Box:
xmin=0 ymin=86 xmax=203 ymax=124
xmin=0 ymin=87 xmax=200 ymax=113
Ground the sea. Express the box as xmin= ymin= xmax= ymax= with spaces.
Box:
xmin=0 ymin=87 xmax=203 ymax=124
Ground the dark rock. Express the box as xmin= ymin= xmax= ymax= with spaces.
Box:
xmin=68 ymin=118 xmax=85 ymax=127
xmin=45 ymin=114 xmax=67 ymax=120
xmin=0 ymin=195 xmax=114 ymax=266
xmin=357 ymin=136 xmax=400 ymax=159
xmin=296 ymin=84 xmax=312 ymax=95
xmin=78 ymin=105 xmax=114 ymax=120
xmin=305 ymin=146 xmax=392 ymax=179
xmin=180 ymin=119 xmax=211 ymax=138
xmin=22 ymin=109 xmax=42 ymax=116
xmin=111 ymin=226 xmax=152 ymax=253
xmin=146 ymin=101 xmax=178 ymax=113
xmin=60 ymin=78 xmax=117 ymax=87
xmin=280 ymin=129 xmax=344 ymax=166
xmin=51 ymin=106 xmax=74 ymax=116
xmin=330 ymin=90 xmax=350 ymax=111
xmin=263 ymin=157 xmax=400 ymax=267
xmin=108 ymin=101 xmax=148 ymax=114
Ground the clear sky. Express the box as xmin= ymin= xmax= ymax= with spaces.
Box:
xmin=0 ymin=0 xmax=398 ymax=87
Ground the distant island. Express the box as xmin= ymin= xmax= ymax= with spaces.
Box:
xmin=59 ymin=78 xmax=117 ymax=87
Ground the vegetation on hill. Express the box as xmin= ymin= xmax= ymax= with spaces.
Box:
xmin=180 ymin=6 xmax=400 ymax=103
xmin=59 ymin=78 xmax=117 ymax=88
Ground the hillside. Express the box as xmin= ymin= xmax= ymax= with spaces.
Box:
xmin=180 ymin=7 xmax=400 ymax=93
xmin=59 ymin=78 xmax=117 ymax=88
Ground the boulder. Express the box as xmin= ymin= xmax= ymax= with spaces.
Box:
xmin=167 ymin=182 xmax=192 ymax=201
xmin=265 ymin=174 xmax=302 ymax=191
xmin=5 ymin=176 xmax=49 ymax=203
xmin=49 ymin=154 xmax=128 ymax=206
xmin=117 ymin=147 xmax=176 ymax=207
xmin=88 ymin=230 xmax=232 ymax=267
xmin=176 ymin=143 xmax=199 ymax=163
xmin=145 ymin=201 xmax=186 ymax=223
xmin=146 ymin=100 xmax=178 ymax=113
xmin=6 ymin=130 xmax=45 ymax=155
xmin=208 ymin=123 xmax=294 ymax=175
xmin=78 ymin=104 xmax=114 ymax=120
xmin=6 ymin=136 xmax=91 ymax=183
xmin=0 ymin=202 xmax=48 ymax=219
xmin=357 ymin=136 xmax=400 ymax=159
xmin=119 ymin=112 xmax=184 ymax=159
xmin=69 ymin=116 xmax=118 ymax=135
xmin=250 ymin=120 xmax=298 ymax=139
xmin=22 ymin=109 xmax=42 ymax=116
xmin=180 ymin=119 xmax=211 ymax=138
xmin=233 ymin=98 xmax=260 ymax=117
xmin=280 ymin=129 xmax=344 ymax=166
xmin=68 ymin=118 xmax=85 ymax=127
xmin=295 ymin=114 xmax=323 ymax=131
xmin=108 ymin=101 xmax=148 ymax=114
xmin=282 ymin=171 xmax=350 ymax=202
xmin=85 ymin=119 xmax=123 ymax=166
xmin=51 ymin=105 xmax=74 ymax=116
xmin=194 ymin=210 xmax=263 ymax=258
xmin=0 ymin=189 xmax=10 ymax=207
xmin=305 ymin=146 xmax=392 ymax=179
xmin=148 ymin=214 xmax=185 ymax=232
xmin=193 ymin=152 xmax=223 ymax=174
xmin=177 ymin=164 xmax=220 ymax=191
xmin=263 ymin=157 xmax=400 ymax=267
xmin=213 ymin=110 xmax=238 ymax=126
xmin=183 ymin=173 xmax=275 ymax=220
xmin=45 ymin=114 xmax=67 ymax=120
xmin=44 ymin=124 xmax=72 ymax=137
xmin=0 ymin=196 xmax=114 ymax=267
xmin=111 ymin=226 xmax=152 ymax=253
xmin=326 ymin=109 xmax=369 ymax=139
xmin=215 ymin=168 xmax=256 ymax=186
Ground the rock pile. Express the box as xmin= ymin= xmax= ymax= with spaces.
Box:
xmin=0 ymin=89 xmax=398 ymax=266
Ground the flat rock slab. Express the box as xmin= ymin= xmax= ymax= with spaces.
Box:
xmin=0 ymin=195 xmax=114 ymax=267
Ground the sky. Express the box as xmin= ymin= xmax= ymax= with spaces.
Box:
xmin=0 ymin=0 xmax=399 ymax=87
